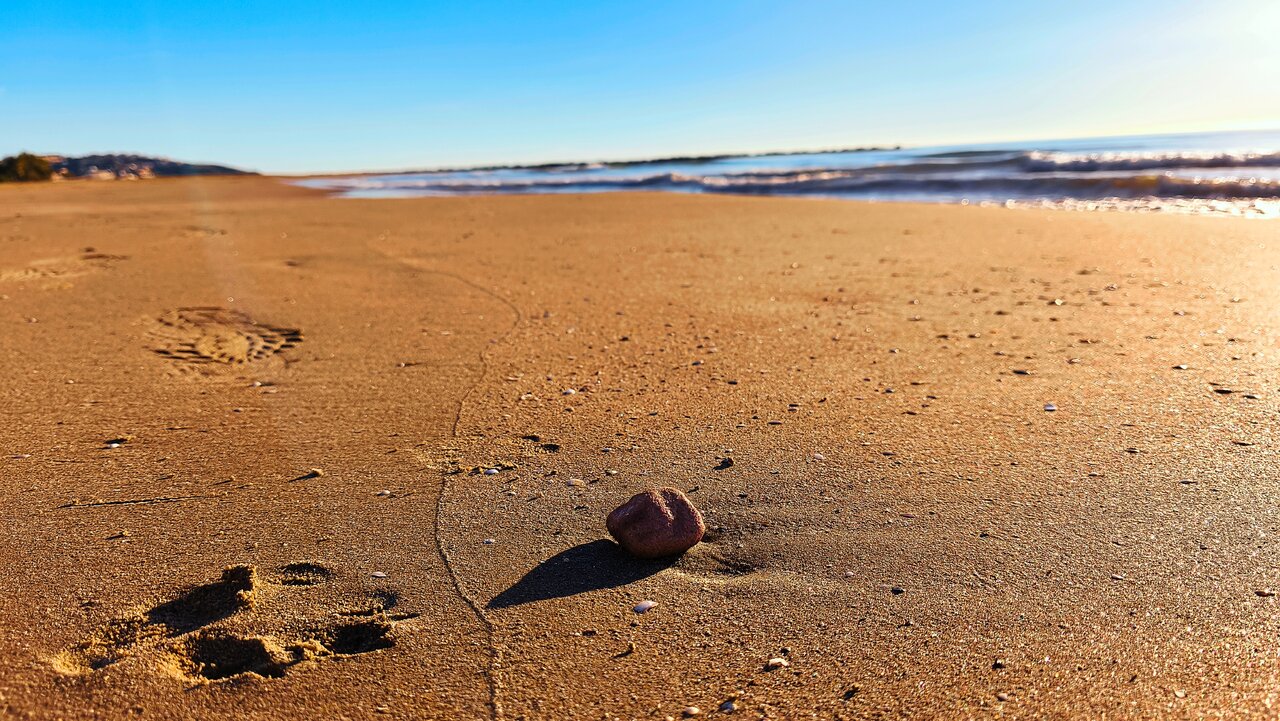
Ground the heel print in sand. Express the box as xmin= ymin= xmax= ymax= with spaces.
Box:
xmin=0 ymin=251 xmax=127 ymax=285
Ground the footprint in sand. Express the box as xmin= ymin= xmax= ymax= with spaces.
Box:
xmin=182 ymin=225 xmax=228 ymax=239
xmin=147 ymin=307 xmax=303 ymax=376
xmin=0 ymin=251 xmax=127 ymax=284
xmin=53 ymin=563 xmax=414 ymax=683
xmin=675 ymin=549 xmax=762 ymax=579
xmin=54 ymin=565 xmax=257 ymax=673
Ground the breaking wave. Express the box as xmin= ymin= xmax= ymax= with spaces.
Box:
xmin=298 ymin=130 xmax=1280 ymax=216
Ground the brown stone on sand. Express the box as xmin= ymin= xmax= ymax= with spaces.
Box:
xmin=606 ymin=487 xmax=705 ymax=558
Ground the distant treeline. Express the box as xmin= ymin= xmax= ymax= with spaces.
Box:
xmin=0 ymin=153 xmax=53 ymax=182
xmin=0 ymin=152 xmax=253 ymax=182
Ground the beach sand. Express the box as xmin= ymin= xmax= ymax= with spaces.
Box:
xmin=2 ymin=177 xmax=1279 ymax=719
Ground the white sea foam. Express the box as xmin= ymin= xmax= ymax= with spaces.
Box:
xmin=296 ymin=130 xmax=1280 ymax=216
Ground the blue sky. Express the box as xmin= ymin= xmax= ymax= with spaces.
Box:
xmin=3 ymin=1 xmax=1279 ymax=174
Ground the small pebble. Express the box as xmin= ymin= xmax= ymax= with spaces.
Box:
xmin=682 ymin=707 xmax=701 ymax=717
xmin=371 ymin=571 xmax=388 ymax=578
xmin=719 ymin=700 xmax=738 ymax=713
xmin=1255 ymin=589 xmax=1275 ymax=597
xmin=562 ymin=388 xmax=577 ymax=395
xmin=891 ymin=586 xmax=905 ymax=595
xmin=996 ymin=692 xmax=1010 ymax=702
xmin=634 ymin=600 xmax=657 ymax=614
xmin=766 ymin=657 xmax=789 ymax=670
xmin=483 ymin=468 xmax=499 ymax=475
xmin=1043 ymin=403 xmax=1057 ymax=412
xmin=482 ymin=538 xmax=496 ymax=545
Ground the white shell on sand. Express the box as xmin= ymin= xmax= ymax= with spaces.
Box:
xmin=633 ymin=599 xmax=657 ymax=614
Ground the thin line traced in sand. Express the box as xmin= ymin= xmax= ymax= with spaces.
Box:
xmin=379 ymin=252 xmax=522 ymax=721
xmin=58 ymin=494 xmax=217 ymax=509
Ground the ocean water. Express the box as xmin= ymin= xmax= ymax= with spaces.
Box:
xmin=300 ymin=129 xmax=1280 ymax=217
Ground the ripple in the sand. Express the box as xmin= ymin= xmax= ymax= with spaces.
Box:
xmin=670 ymin=546 xmax=763 ymax=581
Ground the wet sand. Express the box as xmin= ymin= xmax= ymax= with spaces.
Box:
xmin=2 ymin=176 xmax=1279 ymax=719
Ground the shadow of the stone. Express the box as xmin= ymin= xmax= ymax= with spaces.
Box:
xmin=486 ymin=539 xmax=672 ymax=609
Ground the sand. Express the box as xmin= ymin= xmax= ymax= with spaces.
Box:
xmin=2 ymin=176 xmax=1279 ymax=719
